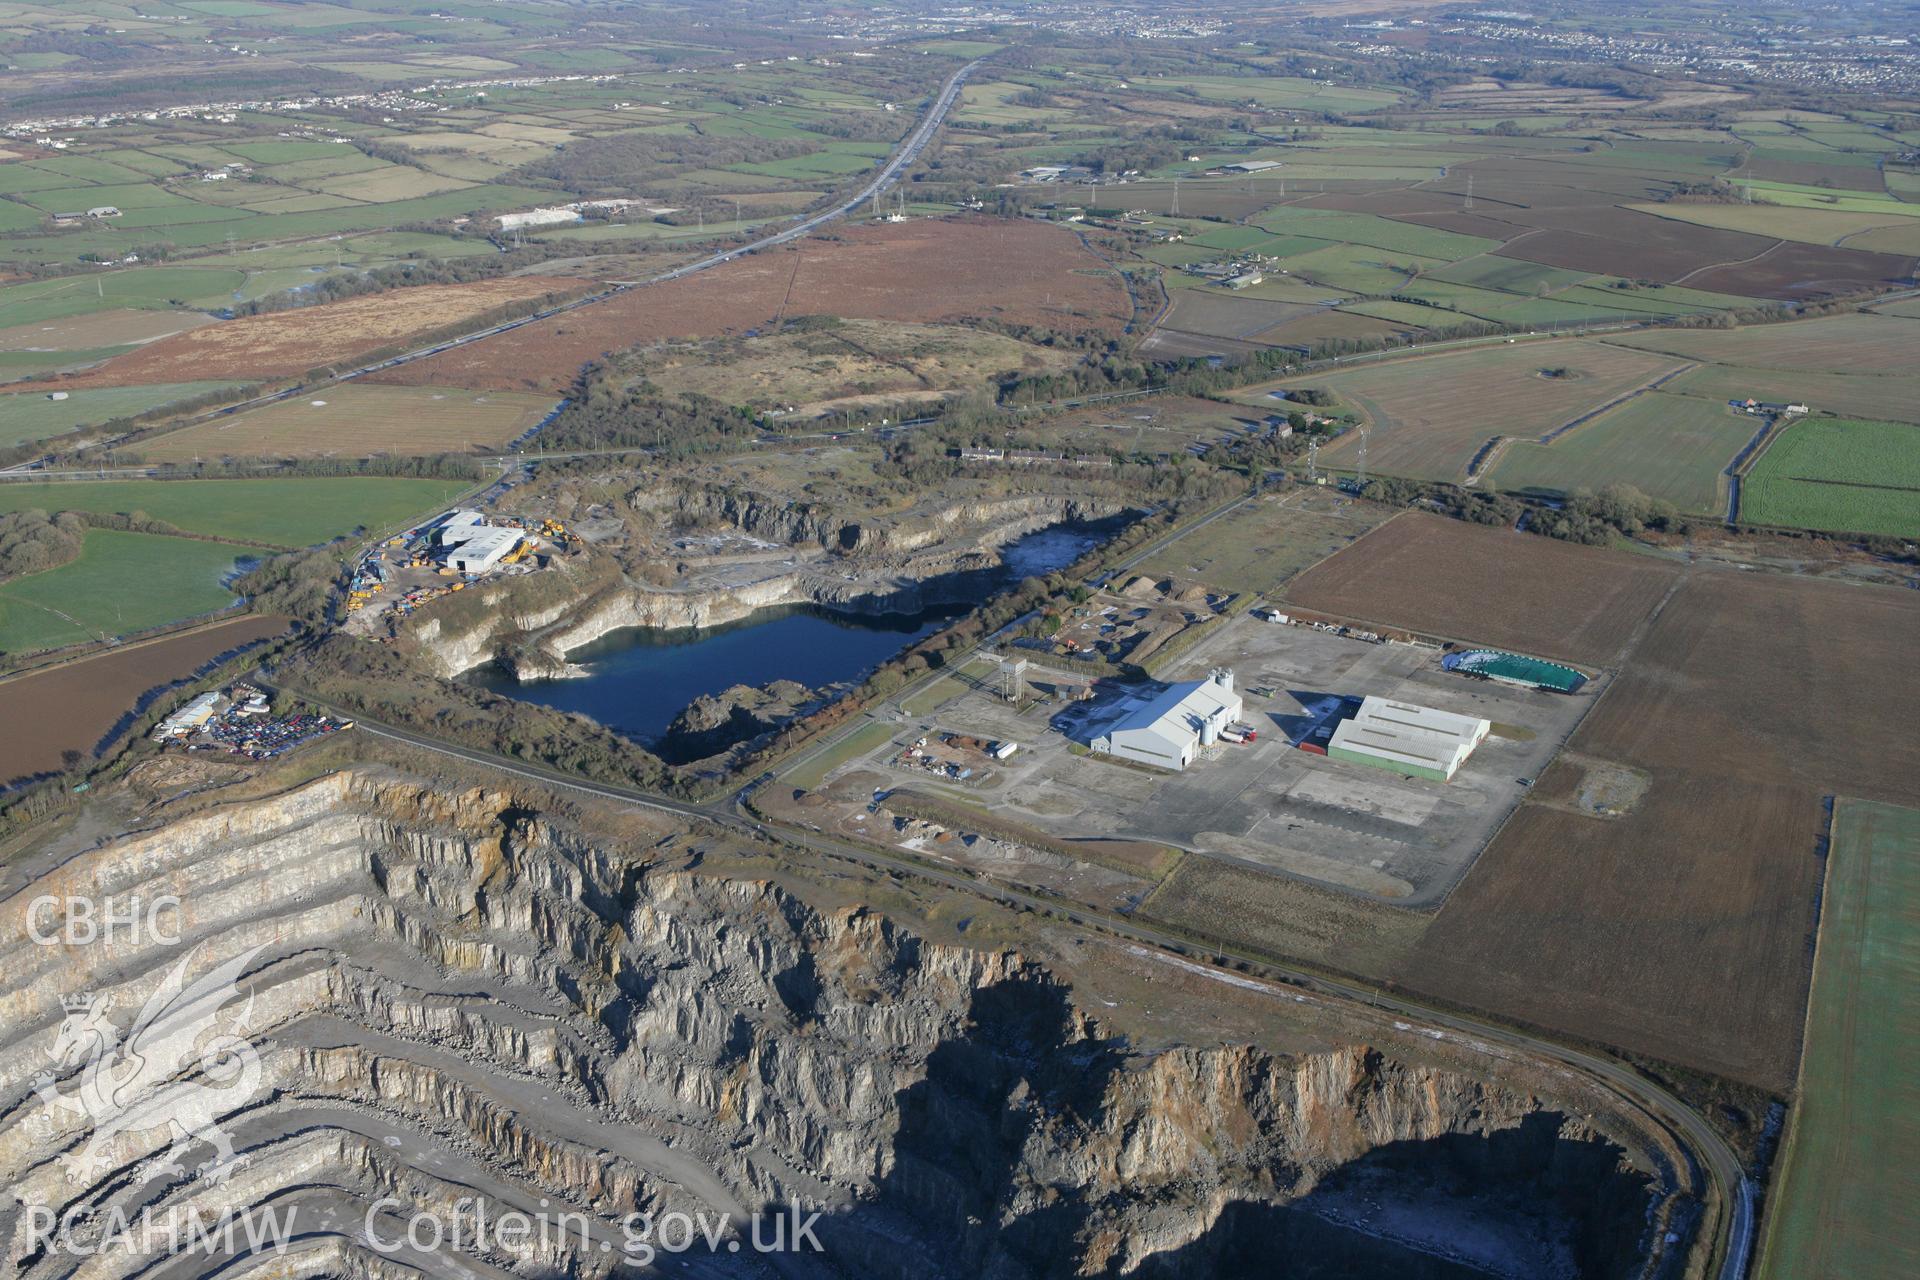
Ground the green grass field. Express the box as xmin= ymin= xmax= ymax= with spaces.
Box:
xmin=896 ymin=658 xmax=994 ymax=717
xmin=1247 ymin=339 xmax=1686 ymax=484
xmin=1132 ymin=74 xmax=1401 ymax=113
xmin=0 ymin=528 xmax=263 ymax=654
xmin=1426 ymin=257 xmax=1594 ymax=294
xmin=1466 ymin=294 xmax=1646 ymax=328
xmin=0 ymin=267 xmax=246 ymax=329
xmin=0 ymin=382 xmax=242 ymax=449
xmin=784 ymin=719 xmax=899 ymax=791
xmin=1741 ymin=418 xmax=1920 ymax=537
xmin=1490 ymin=392 xmax=1754 ymax=513
xmin=1664 ymin=365 xmax=1920 ymax=426
xmin=0 ymin=476 xmax=474 ymax=547
xmin=1132 ymin=491 xmax=1391 ymax=596
xmin=1275 ymin=242 xmax=1445 ymax=295
xmin=1757 ymin=799 xmax=1920 ymax=1280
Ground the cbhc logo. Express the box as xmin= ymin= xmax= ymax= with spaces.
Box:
xmin=27 ymin=895 xmax=181 ymax=946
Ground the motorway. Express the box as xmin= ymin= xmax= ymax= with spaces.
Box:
xmin=269 ymin=678 xmax=1750 ymax=1280
xmin=1 ymin=58 xmax=982 ymax=479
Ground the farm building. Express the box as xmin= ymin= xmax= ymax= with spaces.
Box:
xmin=1091 ymin=669 xmax=1242 ymax=771
xmin=1222 ymin=160 xmax=1284 ymax=173
xmin=1327 ymin=696 xmax=1489 ymax=782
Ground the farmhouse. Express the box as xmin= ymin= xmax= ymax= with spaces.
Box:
xmin=1327 ymin=696 xmax=1489 ymax=782
xmin=1091 ymin=668 xmax=1242 ymax=771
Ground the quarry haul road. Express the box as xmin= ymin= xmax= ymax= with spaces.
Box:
xmin=266 ymin=692 xmax=1750 ymax=1280
xmin=2 ymin=58 xmax=983 ymax=477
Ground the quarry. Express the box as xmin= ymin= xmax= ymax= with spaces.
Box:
xmin=0 ymin=767 xmax=1707 ymax=1280
xmin=7 ymin=5 xmax=1915 ymax=1275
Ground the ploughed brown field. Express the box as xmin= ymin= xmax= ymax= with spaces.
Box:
xmin=1486 ymin=211 xmax=1913 ymax=297
xmin=1282 ymin=511 xmax=1679 ymax=667
xmin=1600 ymin=310 xmax=1920 ymax=374
xmin=1308 ymin=155 xmax=1916 ymax=299
xmin=1403 ymin=571 xmax=1920 ymax=1091
xmin=0 ymin=613 xmax=288 ymax=786
xmin=1254 ymin=310 xmax=1415 ymax=345
xmin=369 ymin=218 xmax=1133 ymax=394
xmin=45 ymin=279 xmax=585 ymax=387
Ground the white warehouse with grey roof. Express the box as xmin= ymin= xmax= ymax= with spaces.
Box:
xmin=1091 ymin=669 xmax=1242 ymax=772
xmin=436 ymin=510 xmax=524 ymax=574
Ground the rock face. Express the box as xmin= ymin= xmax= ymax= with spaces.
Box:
xmin=657 ymin=679 xmax=818 ymax=763
xmin=656 ymin=485 xmax=1117 ymax=558
xmin=493 ymin=643 xmax=587 ymax=682
xmin=404 ymin=495 xmax=1128 ymax=680
xmin=0 ymin=773 xmax=1691 ymax=1280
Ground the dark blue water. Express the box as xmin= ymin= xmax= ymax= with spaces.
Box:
xmin=467 ymin=522 xmax=1116 ymax=745
xmin=470 ymin=604 xmax=962 ymax=742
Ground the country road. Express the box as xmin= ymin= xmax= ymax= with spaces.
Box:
xmin=271 ymin=681 xmax=1751 ymax=1280
xmin=1 ymin=58 xmax=982 ymax=479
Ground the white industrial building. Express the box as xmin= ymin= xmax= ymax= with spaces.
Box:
xmin=1327 ymin=696 xmax=1489 ymax=783
xmin=436 ymin=510 xmax=486 ymax=544
xmin=1091 ymin=669 xmax=1242 ymax=771
xmin=444 ymin=525 xmax=523 ymax=573
xmin=496 ymin=206 xmax=583 ymax=232
xmin=435 ymin=510 xmax=523 ymax=573
xmin=152 ymin=691 xmax=222 ymax=741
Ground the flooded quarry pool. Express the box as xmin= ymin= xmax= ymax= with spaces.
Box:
xmin=466 ymin=602 xmax=963 ymax=743
xmin=465 ymin=522 xmax=1111 ymax=747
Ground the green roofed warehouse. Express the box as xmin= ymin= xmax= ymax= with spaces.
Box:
xmin=1327 ymin=696 xmax=1490 ymax=783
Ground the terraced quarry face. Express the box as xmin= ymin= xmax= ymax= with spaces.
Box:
xmin=0 ymin=771 xmax=1686 ymax=1279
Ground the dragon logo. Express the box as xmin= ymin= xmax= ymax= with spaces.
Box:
xmin=32 ymin=945 xmax=266 ymax=1184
